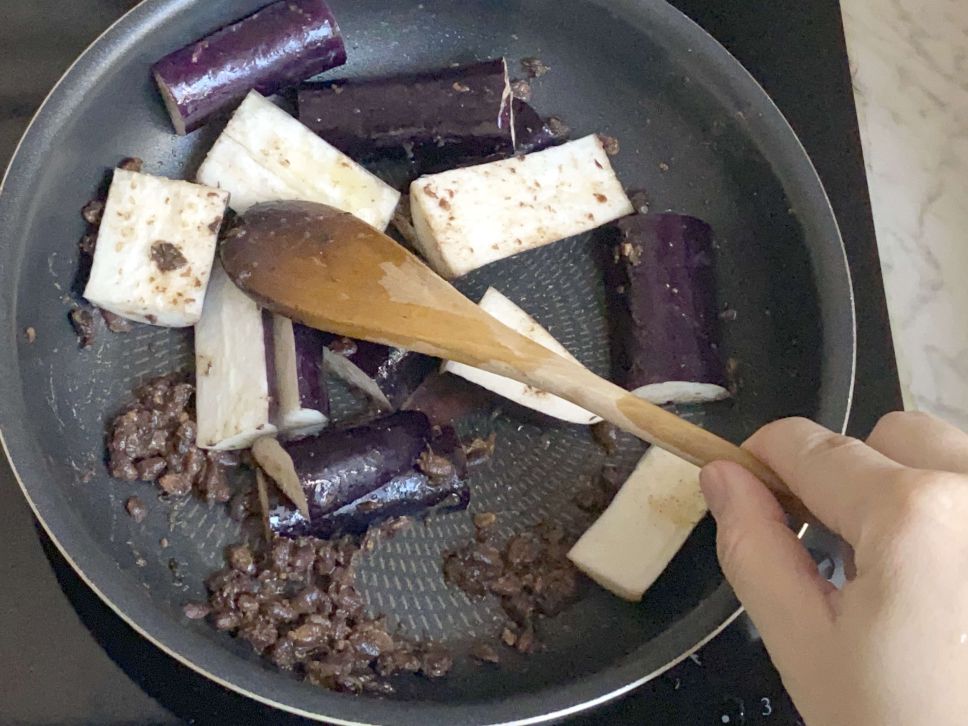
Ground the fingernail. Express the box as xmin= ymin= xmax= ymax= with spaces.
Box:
xmin=700 ymin=464 xmax=730 ymax=519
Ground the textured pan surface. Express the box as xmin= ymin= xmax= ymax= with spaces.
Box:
xmin=0 ymin=0 xmax=854 ymax=723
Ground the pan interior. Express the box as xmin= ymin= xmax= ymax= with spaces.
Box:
xmin=0 ymin=0 xmax=852 ymax=719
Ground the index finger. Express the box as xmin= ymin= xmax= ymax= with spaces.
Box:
xmin=867 ymin=411 xmax=968 ymax=474
xmin=744 ymin=417 xmax=904 ymax=545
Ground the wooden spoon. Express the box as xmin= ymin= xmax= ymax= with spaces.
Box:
xmin=221 ymin=201 xmax=806 ymax=520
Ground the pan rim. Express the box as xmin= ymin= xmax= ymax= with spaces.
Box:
xmin=0 ymin=0 xmax=855 ymax=723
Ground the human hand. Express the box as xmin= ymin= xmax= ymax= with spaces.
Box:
xmin=700 ymin=412 xmax=968 ymax=726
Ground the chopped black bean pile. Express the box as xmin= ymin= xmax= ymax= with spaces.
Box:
xmin=107 ymin=374 xmax=230 ymax=502
xmin=591 ymin=422 xmax=619 ymax=456
xmin=374 ymin=516 xmax=412 ymax=539
xmin=168 ymin=557 xmax=185 ymax=586
xmin=78 ymin=230 xmax=97 ymax=256
xmin=100 ymin=308 xmax=133 ymax=333
xmin=125 ymin=496 xmax=148 ymax=523
xmin=199 ymin=536 xmax=451 ymax=694
xmin=545 ymin=116 xmax=570 ymax=142
xmin=81 ymin=199 xmax=105 ymax=226
xmin=69 ymin=307 xmax=97 ymax=348
xmin=118 ymin=156 xmax=144 ymax=173
xmin=520 ymin=57 xmax=551 ymax=79
xmin=628 ymin=189 xmax=651 ymax=216
xmin=510 ymin=78 xmax=532 ymax=102
xmin=462 ymin=433 xmax=496 ymax=467
xmin=443 ymin=518 xmax=579 ymax=656
xmin=228 ymin=488 xmax=259 ymax=522
xmin=470 ymin=642 xmax=500 ymax=664
xmin=325 ymin=336 xmax=359 ymax=357
xmin=182 ymin=601 xmax=211 ymax=620
xmin=573 ymin=466 xmax=624 ymax=516
xmin=472 ymin=511 xmax=497 ymax=530
xmin=417 ymin=449 xmax=456 ymax=481
xmin=598 ymin=134 xmax=620 ymax=156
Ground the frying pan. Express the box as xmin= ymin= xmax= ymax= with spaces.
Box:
xmin=0 ymin=0 xmax=855 ymax=723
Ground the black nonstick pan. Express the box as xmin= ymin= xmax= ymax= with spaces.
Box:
xmin=0 ymin=0 xmax=855 ymax=723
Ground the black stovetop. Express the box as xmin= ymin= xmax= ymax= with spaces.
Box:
xmin=0 ymin=1 xmax=900 ymax=723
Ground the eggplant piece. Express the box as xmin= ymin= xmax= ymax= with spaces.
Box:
xmin=297 ymin=59 xmax=513 ymax=163
xmin=322 ymin=335 xmax=436 ymax=412
xmin=152 ymin=0 xmax=346 ymax=135
xmin=604 ymin=214 xmax=730 ymax=405
xmin=251 ymin=411 xmax=432 ymax=529
xmin=410 ymin=135 xmax=633 ymax=279
xmin=83 ymin=169 xmax=228 ymax=327
xmin=196 ymin=91 xmax=400 ymax=229
xmin=252 ymin=437 xmax=311 ymax=518
xmin=443 ymin=288 xmax=602 ymax=425
xmin=268 ymin=425 xmax=469 ymax=538
xmin=195 ymin=263 xmax=277 ymax=450
xmin=568 ymin=446 xmax=707 ymax=601
xmin=272 ymin=316 xmax=329 ymax=437
xmin=279 ymin=468 xmax=470 ymax=538
xmin=512 ymin=99 xmax=564 ymax=154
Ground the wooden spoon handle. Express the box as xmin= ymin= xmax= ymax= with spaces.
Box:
xmin=516 ymin=351 xmax=811 ymax=522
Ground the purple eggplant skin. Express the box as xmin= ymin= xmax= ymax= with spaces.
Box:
xmin=322 ymin=335 xmax=436 ymax=411
xmin=270 ymin=468 xmax=470 ymax=538
xmin=292 ymin=323 xmax=330 ymax=416
xmin=512 ymin=99 xmax=564 ymax=154
xmin=262 ymin=309 xmax=279 ymax=422
xmin=603 ymin=213 xmax=729 ymax=396
xmin=152 ymin=0 xmax=346 ymax=135
xmin=297 ymin=58 xmax=513 ymax=162
xmin=269 ymin=426 xmax=470 ymax=538
xmin=259 ymin=411 xmax=432 ymax=526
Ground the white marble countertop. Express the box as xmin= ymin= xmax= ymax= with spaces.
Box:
xmin=843 ymin=0 xmax=968 ymax=429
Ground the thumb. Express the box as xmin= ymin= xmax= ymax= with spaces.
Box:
xmin=701 ymin=461 xmax=834 ymax=671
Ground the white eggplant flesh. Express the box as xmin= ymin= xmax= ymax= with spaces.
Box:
xmin=196 ymin=91 xmax=399 ymax=229
xmin=272 ymin=315 xmax=329 ymax=437
xmin=568 ymin=447 xmax=708 ymax=602
xmin=194 ymin=134 xmax=297 ymax=214
xmin=409 ymin=135 xmax=632 ymax=278
xmin=442 ymin=288 xmax=601 ymax=425
xmin=322 ymin=350 xmax=392 ymax=411
xmin=251 ymin=436 xmax=311 ymax=519
xmin=83 ymin=169 xmax=228 ymax=327
xmin=195 ymin=263 xmax=277 ymax=450
xmin=633 ymin=382 xmax=731 ymax=406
